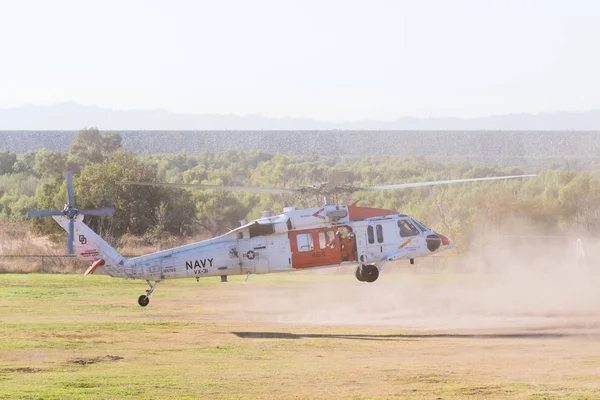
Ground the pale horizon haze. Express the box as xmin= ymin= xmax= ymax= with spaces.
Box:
xmin=1 ymin=0 xmax=599 ymax=122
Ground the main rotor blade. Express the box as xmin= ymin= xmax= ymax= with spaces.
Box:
xmin=66 ymin=171 xmax=75 ymax=206
xmin=80 ymin=207 xmax=116 ymax=216
xmin=27 ymin=210 xmax=64 ymax=218
xmin=68 ymin=218 xmax=74 ymax=255
xmin=117 ymin=181 xmax=298 ymax=194
xmin=358 ymin=174 xmax=537 ymax=191
xmin=324 ymin=171 xmax=352 ymax=191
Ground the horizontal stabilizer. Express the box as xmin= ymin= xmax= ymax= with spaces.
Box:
xmin=84 ymin=259 xmax=105 ymax=276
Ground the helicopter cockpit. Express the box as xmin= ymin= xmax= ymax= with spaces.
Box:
xmin=397 ymin=219 xmax=420 ymax=237
xmin=397 ymin=215 xmax=433 ymax=237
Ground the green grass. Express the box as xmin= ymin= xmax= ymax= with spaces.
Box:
xmin=1 ymin=273 xmax=600 ymax=399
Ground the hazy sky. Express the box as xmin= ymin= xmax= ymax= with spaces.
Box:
xmin=1 ymin=0 xmax=599 ymax=121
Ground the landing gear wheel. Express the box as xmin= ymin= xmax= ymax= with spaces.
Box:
xmin=138 ymin=295 xmax=150 ymax=307
xmin=360 ymin=265 xmax=379 ymax=283
xmin=137 ymin=280 xmax=160 ymax=307
xmin=355 ymin=266 xmax=365 ymax=282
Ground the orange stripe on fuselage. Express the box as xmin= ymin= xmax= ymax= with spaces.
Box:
xmin=348 ymin=205 xmax=396 ymax=221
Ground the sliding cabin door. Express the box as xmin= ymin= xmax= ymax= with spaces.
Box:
xmin=289 ymin=228 xmax=342 ymax=268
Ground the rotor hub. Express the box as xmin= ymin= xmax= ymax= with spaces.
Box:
xmin=63 ymin=205 xmax=79 ymax=219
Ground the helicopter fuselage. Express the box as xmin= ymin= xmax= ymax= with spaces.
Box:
xmin=97 ymin=204 xmax=453 ymax=281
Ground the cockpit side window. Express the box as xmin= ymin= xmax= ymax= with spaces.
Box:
xmin=398 ymin=219 xmax=419 ymax=237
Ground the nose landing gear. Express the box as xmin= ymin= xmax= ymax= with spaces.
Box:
xmin=355 ymin=265 xmax=379 ymax=283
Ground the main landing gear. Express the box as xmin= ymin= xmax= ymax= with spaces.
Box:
xmin=138 ymin=280 xmax=161 ymax=307
xmin=355 ymin=265 xmax=379 ymax=283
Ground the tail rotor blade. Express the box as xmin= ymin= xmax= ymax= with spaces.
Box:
xmin=80 ymin=207 xmax=115 ymax=216
xmin=27 ymin=210 xmax=63 ymax=218
xmin=68 ymin=218 xmax=75 ymax=255
xmin=66 ymin=171 xmax=75 ymax=206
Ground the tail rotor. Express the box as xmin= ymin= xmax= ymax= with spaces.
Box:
xmin=27 ymin=171 xmax=115 ymax=255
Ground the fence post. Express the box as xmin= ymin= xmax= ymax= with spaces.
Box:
xmin=41 ymin=256 xmax=44 ymax=274
xmin=576 ymin=239 xmax=587 ymax=268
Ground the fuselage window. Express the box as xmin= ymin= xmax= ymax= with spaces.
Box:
xmin=398 ymin=220 xmax=419 ymax=237
xmin=318 ymin=231 xmax=327 ymax=249
xmin=376 ymin=224 xmax=384 ymax=243
xmin=296 ymin=233 xmax=314 ymax=252
xmin=249 ymin=222 xmax=275 ymax=238
xmin=367 ymin=225 xmax=375 ymax=244
xmin=326 ymin=230 xmax=336 ymax=248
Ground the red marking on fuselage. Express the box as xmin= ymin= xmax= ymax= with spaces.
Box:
xmin=80 ymin=250 xmax=99 ymax=257
xmin=348 ymin=205 xmax=397 ymax=221
xmin=312 ymin=208 xmax=325 ymax=219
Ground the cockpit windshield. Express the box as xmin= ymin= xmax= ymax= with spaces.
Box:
xmin=410 ymin=218 xmax=431 ymax=233
xmin=398 ymin=219 xmax=420 ymax=237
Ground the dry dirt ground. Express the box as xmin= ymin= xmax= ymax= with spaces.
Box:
xmin=1 ymin=258 xmax=600 ymax=399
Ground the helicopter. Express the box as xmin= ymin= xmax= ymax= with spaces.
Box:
xmin=27 ymin=171 xmax=535 ymax=307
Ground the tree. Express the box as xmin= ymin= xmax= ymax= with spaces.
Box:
xmin=33 ymin=150 xmax=67 ymax=179
xmin=66 ymin=128 xmax=123 ymax=173
xmin=31 ymin=179 xmax=66 ymax=235
xmin=12 ymin=152 xmax=36 ymax=174
xmin=76 ymin=150 xmax=195 ymax=237
xmin=0 ymin=150 xmax=17 ymax=175
xmin=151 ymin=190 xmax=197 ymax=236
xmin=558 ymin=173 xmax=600 ymax=235
xmin=0 ymin=190 xmax=36 ymax=221
xmin=192 ymin=190 xmax=251 ymax=237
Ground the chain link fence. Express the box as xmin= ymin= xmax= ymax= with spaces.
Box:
xmin=0 ymin=254 xmax=88 ymax=274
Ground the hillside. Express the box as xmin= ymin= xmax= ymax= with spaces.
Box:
xmin=1 ymin=130 xmax=600 ymax=167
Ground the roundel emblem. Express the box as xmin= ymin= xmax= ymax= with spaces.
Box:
xmin=246 ymin=250 xmax=256 ymax=260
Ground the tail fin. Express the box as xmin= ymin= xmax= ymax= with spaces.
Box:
xmin=53 ymin=215 xmax=127 ymax=276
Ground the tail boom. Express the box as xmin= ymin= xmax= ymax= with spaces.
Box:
xmin=53 ymin=215 xmax=128 ymax=277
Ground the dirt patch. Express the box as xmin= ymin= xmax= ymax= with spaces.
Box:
xmin=68 ymin=355 xmax=124 ymax=365
xmin=0 ymin=367 xmax=43 ymax=373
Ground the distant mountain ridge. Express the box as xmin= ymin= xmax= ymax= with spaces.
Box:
xmin=2 ymin=102 xmax=600 ymax=130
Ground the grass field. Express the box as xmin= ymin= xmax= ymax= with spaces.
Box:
xmin=1 ymin=271 xmax=600 ymax=399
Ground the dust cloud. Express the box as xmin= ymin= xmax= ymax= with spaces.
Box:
xmin=225 ymin=236 xmax=600 ymax=332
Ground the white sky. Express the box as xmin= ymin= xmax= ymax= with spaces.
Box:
xmin=0 ymin=0 xmax=598 ymax=121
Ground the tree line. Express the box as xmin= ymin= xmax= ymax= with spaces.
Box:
xmin=1 ymin=128 xmax=600 ymax=251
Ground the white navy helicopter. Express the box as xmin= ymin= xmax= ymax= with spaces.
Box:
xmin=28 ymin=171 xmax=534 ymax=306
